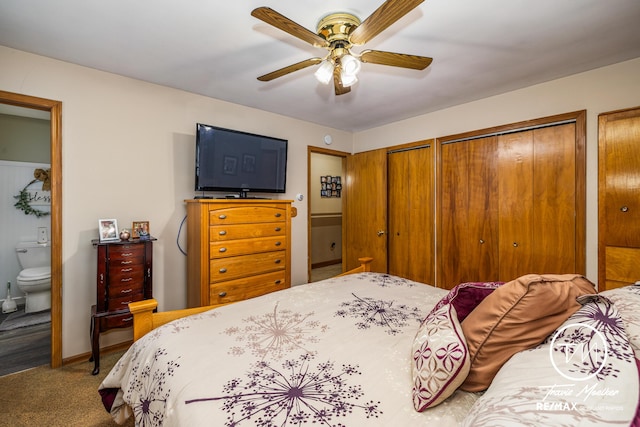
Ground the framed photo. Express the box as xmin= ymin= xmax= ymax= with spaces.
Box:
xmin=98 ymin=219 xmax=119 ymax=242
xmin=132 ymin=221 xmax=150 ymax=239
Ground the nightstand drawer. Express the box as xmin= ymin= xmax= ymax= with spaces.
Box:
xmin=210 ymin=222 xmax=285 ymax=241
xmin=98 ymin=312 xmax=134 ymax=330
xmin=209 ymin=270 xmax=288 ymax=304
xmin=209 ymin=206 xmax=286 ymax=225
xmin=210 ymin=236 xmax=286 ymax=258
xmin=210 ymin=251 xmax=286 ymax=281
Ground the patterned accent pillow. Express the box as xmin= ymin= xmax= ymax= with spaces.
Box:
xmin=412 ymin=303 xmax=470 ymax=411
xmin=428 ymin=281 xmax=504 ymax=322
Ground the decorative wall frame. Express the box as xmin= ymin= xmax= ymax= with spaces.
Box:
xmin=320 ymin=175 xmax=342 ymax=198
xmin=98 ymin=219 xmax=119 ymax=242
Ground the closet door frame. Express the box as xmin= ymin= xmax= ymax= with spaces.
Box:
xmin=435 ymin=110 xmax=586 ymax=287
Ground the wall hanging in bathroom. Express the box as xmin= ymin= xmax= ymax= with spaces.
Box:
xmin=13 ymin=169 xmax=52 ymax=218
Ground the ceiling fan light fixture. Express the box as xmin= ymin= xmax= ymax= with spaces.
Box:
xmin=340 ymin=68 xmax=358 ymax=87
xmin=314 ymin=60 xmax=334 ymax=85
xmin=340 ymin=54 xmax=361 ymax=76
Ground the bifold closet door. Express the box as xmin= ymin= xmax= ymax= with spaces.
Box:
xmin=387 ymin=146 xmax=434 ymax=284
xmin=497 ymin=123 xmax=577 ymax=281
xmin=439 ymin=136 xmax=499 ymax=289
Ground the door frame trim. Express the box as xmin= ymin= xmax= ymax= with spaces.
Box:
xmin=307 ymin=146 xmax=349 ymax=282
xmin=0 ymin=90 xmax=62 ymax=368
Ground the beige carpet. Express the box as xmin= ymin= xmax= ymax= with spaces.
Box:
xmin=0 ymin=350 xmax=134 ymax=427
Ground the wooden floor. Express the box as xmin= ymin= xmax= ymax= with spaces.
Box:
xmin=0 ymin=308 xmax=51 ymax=377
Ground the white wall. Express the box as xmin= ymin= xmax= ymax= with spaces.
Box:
xmin=354 ymin=57 xmax=640 ymax=286
xmin=0 ymin=46 xmax=352 ymax=357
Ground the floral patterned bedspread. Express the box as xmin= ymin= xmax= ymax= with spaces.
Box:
xmin=99 ymin=273 xmax=477 ymax=426
xmin=99 ymin=274 xmax=640 ymax=426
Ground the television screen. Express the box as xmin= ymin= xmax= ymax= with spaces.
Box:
xmin=195 ymin=123 xmax=288 ymax=196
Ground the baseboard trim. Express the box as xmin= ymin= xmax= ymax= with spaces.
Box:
xmin=62 ymin=341 xmax=132 ymax=366
xmin=312 ymin=259 xmax=342 ymax=269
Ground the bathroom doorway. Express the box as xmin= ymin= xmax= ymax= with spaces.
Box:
xmin=0 ymin=91 xmax=62 ymax=371
xmin=307 ymin=147 xmax=348 ymax=282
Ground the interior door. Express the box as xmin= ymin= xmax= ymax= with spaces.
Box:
xmin=388 ymin=145 xmax=434 ymax=284
xmin=344 ymin=149 xmax=387 ymax=273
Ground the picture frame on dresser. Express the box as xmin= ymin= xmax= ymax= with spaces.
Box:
xmin=98 ymin=219 xmax=119 ymax=242
xmin=132 ymin=221 xmax=150 ymax=239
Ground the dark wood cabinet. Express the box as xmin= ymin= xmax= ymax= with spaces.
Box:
xmin=90 ymin=238 xmax=154 ymax=374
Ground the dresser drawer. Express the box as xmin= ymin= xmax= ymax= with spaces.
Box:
xmin=209 ymin=270 xmax=288 ymax=304
xmin=210 ymin=222 xmax=285 ymax=241
xmin=210 ymin=251 xmax=286 ymax=281
xmin=209 ymin=206 xmax=286 ymax=225
xmin=109 ymin=244 xmax=145 ymax=261
xmin=210 ymin=236 xmax=286 ymax=258
xmin=98 ymin=311 xmax=134 ymax=330
xmin=109 ymin=267 xmax=144 ymax=284
xmin=107 ymin=290 xmax=144 ymax=311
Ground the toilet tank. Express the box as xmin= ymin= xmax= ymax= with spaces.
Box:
xmin=15 ymin=241 xmax=51 ymax=269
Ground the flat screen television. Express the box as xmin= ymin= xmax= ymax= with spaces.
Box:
xmin=195 ymin=123 xmax=288 ymax=197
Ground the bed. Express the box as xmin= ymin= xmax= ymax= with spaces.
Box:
xmin=99 ymin=259 xmax=640 ymax=426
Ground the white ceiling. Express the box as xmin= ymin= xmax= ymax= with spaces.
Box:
xmin=1 ymin=0 xmax=639 ymax=132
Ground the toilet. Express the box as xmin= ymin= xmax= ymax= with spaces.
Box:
xmin=15 ymin=241 xmax=51 ymax=313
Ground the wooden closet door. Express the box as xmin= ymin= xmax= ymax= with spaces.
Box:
xmin=388 ymin=146 xmax=434 ymax=284
xmin=531 ymin=123 xmax=577 ymax=274
xmin=439 ymin=136 xmax=499 ymax=289
xmin=599 ymin=107 xmax=640 ymax=290
xmin=344 ymin=149 xmax=387 ymax=273
xmin=497 ymin=131 xmax=535 ymax=280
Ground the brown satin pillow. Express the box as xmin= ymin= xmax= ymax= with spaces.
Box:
xmin=460 ymin=274 xmax=596 ymax=392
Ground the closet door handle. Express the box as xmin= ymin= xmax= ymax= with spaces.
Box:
xmin=377 ymin=230 xmax=385 ymax=237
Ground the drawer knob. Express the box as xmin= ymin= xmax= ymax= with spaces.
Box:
xmin=219 ymin=247 xmax=227 ymax=253
xmin=513 ymin=242 xmax=519 ymax=247
xmin=219 ymin=230 xmax=227 ymax=236
xmin=218 ymin=214 xmax=227 ymax=219
xmin=120 ymin=288 xmax=133 ymax=294
xmin=275 ymin=241 xmax=281 ymax=246
xmin=122 ymin=316 xmax=133 ymax=322
xmin=275 ymin=213 xmax=282 ymax=218
xmin=219 ymin=268 xmax=227 ymax=273
xmin=479 ymin=239 xmax=485 ymax=244
xmin=121 ymin=252 xmax=133 ymax=257
xmin=621 ymin=206 xmax=629 ymax=212
xmin=275 ymin=280 xmax=282 ymax=285
xmin=275 ymin=227 xmax=281 ymax=232
xmin=275 ymin=259 xmax=281 ymax=264
xmin=218 ymin=291 xmax=227 ymax=297
xmin=120 ymin=260 xmax=133 ymax=265
xmin=121 ymin=277 xmax=133 ymax=282
xmin=121 ymin=267 xmax=133 ymax=272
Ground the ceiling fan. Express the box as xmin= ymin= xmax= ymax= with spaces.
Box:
xmin=251 ymin=0 xmax=433 ymax=95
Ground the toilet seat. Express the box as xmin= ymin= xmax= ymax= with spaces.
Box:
xmin=18 ymin=266 xmax=51 ymax=283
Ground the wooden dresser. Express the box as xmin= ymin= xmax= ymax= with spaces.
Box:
xmin=186 ymin=199 xmax=293 ymax=307
xmin=90 ymin=238 xmax=154 ymax=374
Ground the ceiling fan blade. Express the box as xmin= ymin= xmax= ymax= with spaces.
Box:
xmin=333 ymin=67 xmax=351 ymax=95
xmin=360 ymin=49 xmax=432 ymax=70
xmin=257 ymin=58 xmax=324 ymax=81
xmin=349 ymin=0 xmax=424 ymax=46
xmin=252 ymin=7 xmax=329 ymax=48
